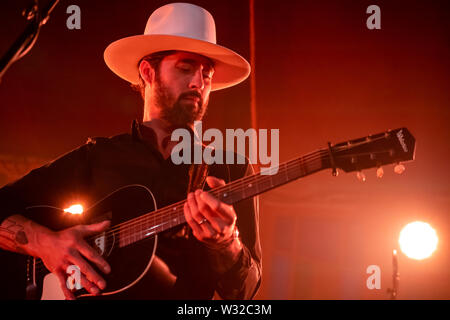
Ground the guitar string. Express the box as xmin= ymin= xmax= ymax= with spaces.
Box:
xmin=100 ymin=150 xmax=328 ymax=236
xmin=116 ymin=154 xmax=327 ymax=238
xmin=33 ymin=152 xmax=327 ymax=273
xmin=37 ymin=138 xmax=394 ymax=269
xmin=79 ymin=151 xmax=328 ymax=240
xmin=107 ymin=139 xmax=393 ymax=242
xmin=34 ymin=139 xmax=392 ymax=273
xmin=76 ymin=150 xmax=327 ymax=241
xmin=89 ymin=143 xmax=359 ymax=241
xmin=34 ymin=155 xmax=326 ymax=274
xmin=34 ymin=141 xmax=386 ymax=274
xmin=80 ymin=136 xmax=389 ymax=242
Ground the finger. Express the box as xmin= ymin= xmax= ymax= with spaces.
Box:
xmin=201 ymin=220 xmax=218 ymax=239
xmin=80 ymin=273 xmax=101 ymax=296
xmin=206 ymin=176 xmax=226 ymax=189
xmin=187 ymin=192 xmax=205 ymax=224
xmin=194 ymin=190 xmax=226 ymax=234
xmin=54 ymin=269 xmax=75 ymax=300
xmin=184 ymin=201 xmax=216 ymax=239
xmin=184 ymin=201 xmax=203 ymax=237
xmin=63 ymin=263 xmax=101 ymax=296
xmin=199 ymin=191 xmax=235 ymax=223
xmin=69 ymin=251 xmax=106 ymax=291
xmin=78 ymin=220 xmax=111 ymax=237
xmin=76 ymin=239 xmax=111 ymax=274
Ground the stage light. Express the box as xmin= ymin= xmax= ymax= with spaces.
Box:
xmin=64 ymin=204 xmax=84 ymax=215
xmin=399 ymin=221 xmax=438 ymax=260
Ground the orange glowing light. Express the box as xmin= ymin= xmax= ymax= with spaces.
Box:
xmin=399 ymin=221 xmax=438 ymax=260
xmin=64 ymin=204 xmax=84 ymax=215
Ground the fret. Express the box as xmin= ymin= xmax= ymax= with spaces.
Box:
xmin=137 ymin=222 xmax=141 ymax=242
xmin=297 ymin=157 xmax=305 ymax=178
xmin=170 ymin=206 xmax=178 ymax=228
xmin=272 ymin=170 xmax=285 ymax=186
xmin=242 ymin=179 xmax=253 ymax=199
xmin=290 ymin=160 xmax=298 ymax=178
xmin=269 ymin=174 xmax=274 ymax=188
xmin=160 ymin=211 xmax=166 ymax=232
xmin=257 ymin=173 xmax=273 ymax=194
xmin=174 ymin=210 xmax=181 ymax=226
xmin=308 ymin=158 xmax=322 ymax=172
xmin=119 ymin=226 xmax=126 ymax=248
xmin=253 ymin=175 xmax=260 ymax=196
xmin=157 ymin=206 xmax=162 ymax=233
xmin=228 ymin=191 xmax=240 ymax=204
xmin=284 ymin=162 xmax=289 ymax=182
xmin=219 ymin=183 xmax=232 ymax=205
xmin=136 ymin=222 xmax=141 ymax=243
xmin=144 ymin=216 xmax=150 ymax=237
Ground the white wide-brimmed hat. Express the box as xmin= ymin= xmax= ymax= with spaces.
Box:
xmin=104 ymin=2 xmax=251 ymax=91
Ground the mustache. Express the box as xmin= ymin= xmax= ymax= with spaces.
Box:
xmin=179 ymin=91 xmax=202 ymax=101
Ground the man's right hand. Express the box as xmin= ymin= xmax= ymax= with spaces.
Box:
xmin=0 ymin=215 xmax=111 ymax=300
xmin=38 ymin=220 xmax=111 ymax=300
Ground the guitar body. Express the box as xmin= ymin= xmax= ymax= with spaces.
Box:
xmin=26 ymin=184 xmax=158 ymax=300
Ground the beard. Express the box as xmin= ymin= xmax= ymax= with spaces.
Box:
xmin=153 ymin=72 xmax=208 ymax=128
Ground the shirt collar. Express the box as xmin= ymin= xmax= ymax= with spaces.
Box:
xmin=130 ymin=119 xmax=201 ymax=149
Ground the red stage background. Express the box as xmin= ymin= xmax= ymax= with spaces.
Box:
xmin=0 ymin=0 xmax=448 ymax=299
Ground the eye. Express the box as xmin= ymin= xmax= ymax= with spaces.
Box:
xmin=177 ymin=63 xmax=193 ymax=72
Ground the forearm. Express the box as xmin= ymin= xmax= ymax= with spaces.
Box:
xmin=0 ymin=214 xmax=51 ymax=257
xmin=216 ymin=244 xmax=261 ymax=300
xmin=206 ymin=237 xmax=243 ymax=274
xmin=206 ymin=237 xmax=261 ymax=300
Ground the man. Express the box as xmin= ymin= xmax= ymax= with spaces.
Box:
xmin=0 ymin=3 xmax=261 ymax=300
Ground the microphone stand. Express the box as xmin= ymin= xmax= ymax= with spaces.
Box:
xmin=0 ymin=0 xmax=60 ymax=83
xmin=387 ymin=249 xmax=400 ymax=299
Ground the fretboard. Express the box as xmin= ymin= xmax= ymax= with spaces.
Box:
xmin=116 ymin=149 xmax=330 ymax=247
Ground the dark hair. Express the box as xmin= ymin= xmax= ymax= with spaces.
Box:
xmin=131 ymin=50 xmax=177 ymax=100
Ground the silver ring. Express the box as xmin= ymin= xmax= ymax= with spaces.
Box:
xmin=198 ymin=218 xmax=207 ymax=225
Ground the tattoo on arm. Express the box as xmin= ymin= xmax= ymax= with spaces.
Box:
xmin=0 ymin=219 xmax=29 ymax=247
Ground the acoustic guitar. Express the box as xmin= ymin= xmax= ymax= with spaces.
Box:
xmin=24 ymin=127 xmax=415 ymax=299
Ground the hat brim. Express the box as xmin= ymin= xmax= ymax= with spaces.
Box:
xmin=104 ymin=34 xmax=251 ymax=91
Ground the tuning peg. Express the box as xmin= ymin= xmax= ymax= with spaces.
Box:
xmin=376 ymin=167 xmax=384 ymax=178
xmin=357 ymin=171 xmax=366 ymax=182
xmin=394 ymin=163 xmax=406 ymax=174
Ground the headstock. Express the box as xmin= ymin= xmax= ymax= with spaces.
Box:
xmin=328 ymin=128 xmax=415 ymax=175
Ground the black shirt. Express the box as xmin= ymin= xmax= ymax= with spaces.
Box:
xmin=0 ymin=120 xmax=261 ymax=299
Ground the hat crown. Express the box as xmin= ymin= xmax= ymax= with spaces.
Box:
xmin=144 ymin=3 xmax=216 ymax=44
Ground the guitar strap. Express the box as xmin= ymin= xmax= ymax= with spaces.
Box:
xmin=187 ymin=162 xmax=209 ymax=194
xmin=167 ymin=162 xmax=207 ymax=239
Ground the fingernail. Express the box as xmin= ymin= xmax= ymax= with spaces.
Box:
xmin=98 ymin=280 xmax=106 ymax=290
xmin=104 ymin=265 xmax=111 ymax=274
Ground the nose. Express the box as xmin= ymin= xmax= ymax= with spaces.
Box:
xmin=188 ymin=69 xmax=205 ymax=91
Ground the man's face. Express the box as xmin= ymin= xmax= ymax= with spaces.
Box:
xmin=152 ymin=51 xmax=214 ymax=128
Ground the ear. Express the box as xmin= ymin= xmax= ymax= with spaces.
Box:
xmin=138 ymin=60 xmax=154 ymax=86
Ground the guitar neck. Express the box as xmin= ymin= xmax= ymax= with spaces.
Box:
xmin=214 ymin=149 xmax=329 ymax=204
xmin=117 ymin=149 xmax=330 ymax=247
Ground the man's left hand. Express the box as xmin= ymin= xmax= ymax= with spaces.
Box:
xmin=184 ymin=176 xmax=239 ymax=251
